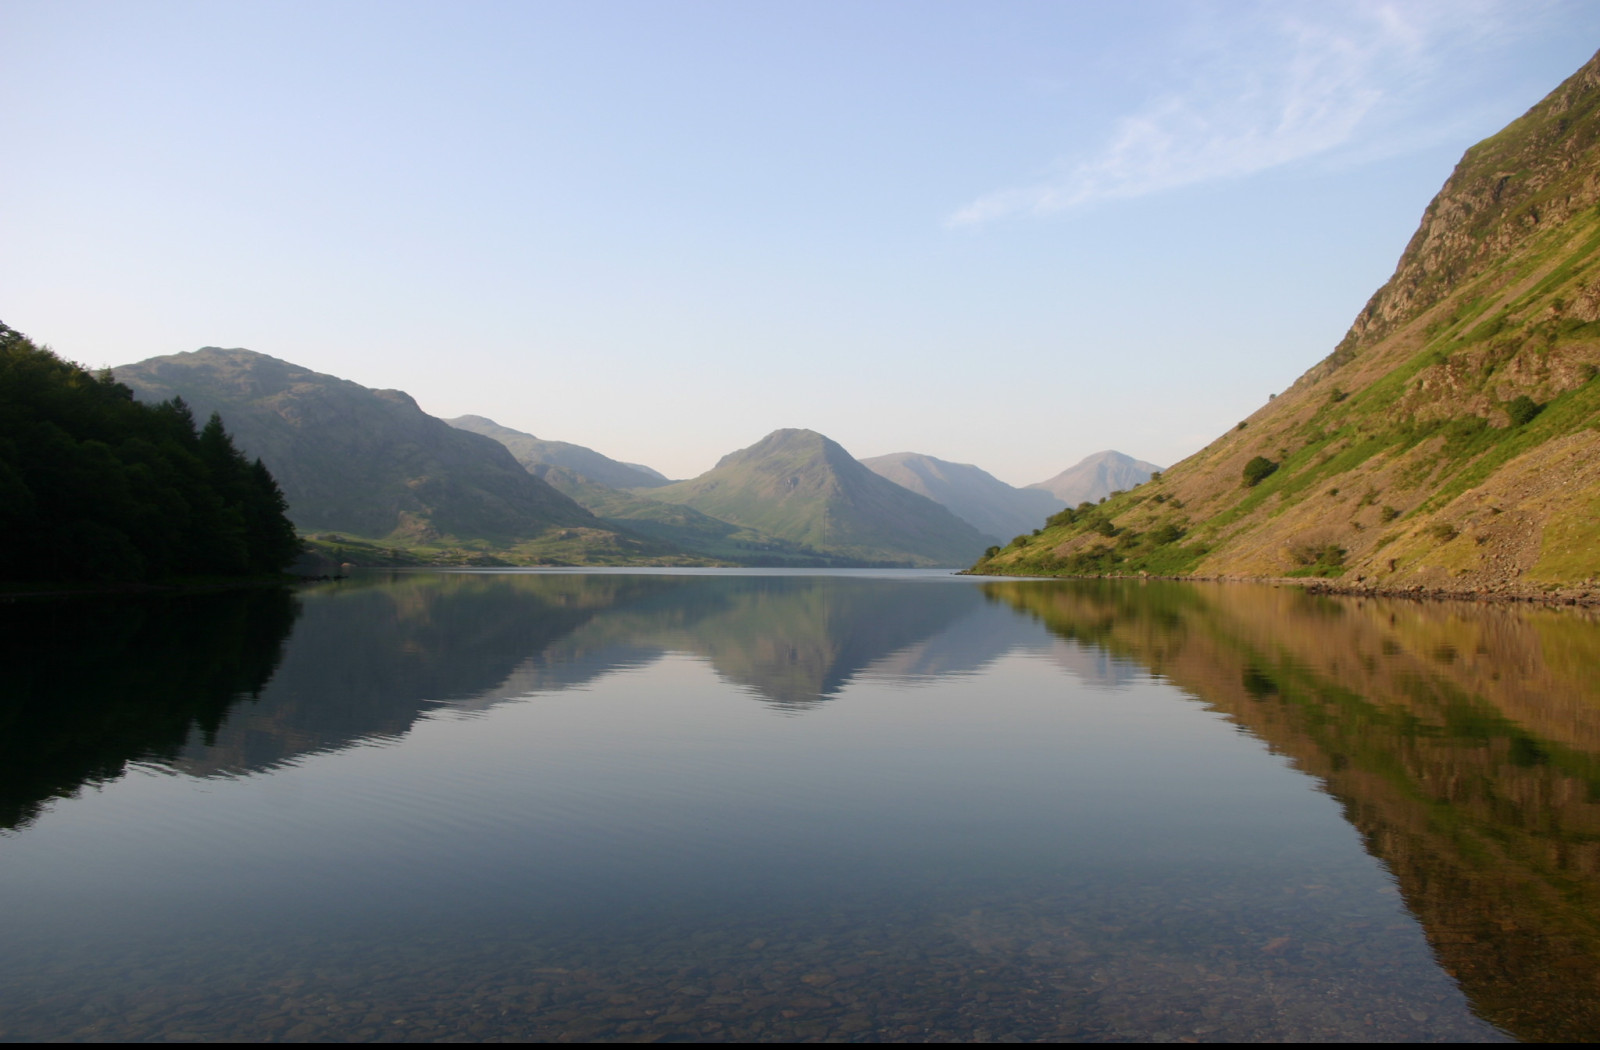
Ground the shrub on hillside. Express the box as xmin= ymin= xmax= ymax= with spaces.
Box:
xmin=1242 ymin=456 xmax=1279 ymax=487
xmin=1289 ymin=543 xmax=1346 ymax=573
xmin=1150 ymin=522 xmax=1185 ymax=545
xmin=1046 ymin=507 xmax=1079 ymax=529
xmin=1506 ymin=395 xmax=1543 ymax=426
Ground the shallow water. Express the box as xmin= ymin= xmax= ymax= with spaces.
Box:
xmin=3 ymin=570 xmax=1599 ymax=1041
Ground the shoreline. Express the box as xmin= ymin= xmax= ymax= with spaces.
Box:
xmin=961 ymin=569 xmax=1600 ymax=607
xmin=0 ymin=575 xmax=321 ymax=602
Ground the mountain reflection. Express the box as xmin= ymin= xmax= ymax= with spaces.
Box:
xmin=986 ymin=578 xmax=1600 ymax=1044
xmin=490 ymin=574 xmax=991 ymax=711
xmin=12 ymin=572 xmax=1600 ymax=1039
xmin=170 ymin=572 xmax=690 ymax=775
xmin=1 ymin=573 xmax=1013 ymax=812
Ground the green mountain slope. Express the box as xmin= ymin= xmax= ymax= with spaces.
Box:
xmin=860 ymin=451 xmax=1063 ymax=543
xmin=977 ymin=50 xmax=1600 ymax=596
xmin=531 ymin=464 xmax=844 ymax=565
xmin=647 ymin=429 xmax=991 ymax=567
xmin=446 ymin=414 xmax=670 ymax=489
xmin=113 ymin=349 xmax=660 ymax=561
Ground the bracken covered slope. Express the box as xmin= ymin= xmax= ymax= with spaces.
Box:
xmin=976 ymin=50 xmax=1600 ymax=596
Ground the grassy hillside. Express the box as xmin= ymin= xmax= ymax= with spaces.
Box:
xmin=531 ymin=464 xmax=850 ymax=566
xmin=647 ymin=429 xmax=991 ymax=567
xmin=976 ymin=51 xmax=1600 ymax=597
xmin=860 ymin=452 xmax=1063 ymax=543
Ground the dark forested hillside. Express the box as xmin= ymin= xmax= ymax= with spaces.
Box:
xmin=0 ymin=323 xmax=300 ymax=583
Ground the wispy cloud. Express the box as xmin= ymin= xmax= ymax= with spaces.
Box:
xmin=947 ymin=1 xmax=1517 ymax=227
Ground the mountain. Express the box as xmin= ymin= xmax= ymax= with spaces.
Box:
xmin=530 ymin=463 xmax=842 ymax=565
xmin=451 ymin=415 xmax=865 ymax=564
xmin=1027 ymin=450 xmax=1163 ymax=506
xmin=621 ymin=461 xmax=670 ymax=483
xmin=646 ymin=429 xmax=992 ymax=567
xmin=975 ymin=50 xmax=1600 ymax=596
xmin=113 ymin=348 xmax=621 ymax=553
xmin=860 ymin=452 xmax=1063 ymax=543
xmin=446 ymin=414 xmax=670 ymax=489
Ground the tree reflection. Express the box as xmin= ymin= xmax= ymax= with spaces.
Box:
xmin=0 ymin=588 xmax=300 ymax=831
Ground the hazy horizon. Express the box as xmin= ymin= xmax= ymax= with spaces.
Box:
xmin=3 ymin=1 xmax=1595 ymax=485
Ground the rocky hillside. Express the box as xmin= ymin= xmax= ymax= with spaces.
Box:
xmin=976 ymin=50 xmax=1600 ymax=597
xmin=1028 ymin=451 xmax=1163 ymax=507
xmin=114 ymin=349 xmax=657 ymax=561
xmin=446 ymin=414 xmax=670 ymax=489
xmin=648 ymin=429 xmax=991 ymax=567
xmin=861 ymin=452 xmax=1063 ymax=543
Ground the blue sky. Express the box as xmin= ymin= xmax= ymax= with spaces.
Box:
xmin=3 ymin=1 xmax=1596 ymax=483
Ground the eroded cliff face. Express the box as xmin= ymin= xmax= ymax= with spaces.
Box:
xmin=978 ymin=51 xmax=1600 ymax=596
xmin=987 ymin=579 xmax=1600 ymax=1042
xmin=1330 ymin=54 xmax=1600 ymax=366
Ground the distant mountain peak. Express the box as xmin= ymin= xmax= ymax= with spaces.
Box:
xmin=447 ymin=415 xmax=670 ymax=490
xmin=450 ymin=412 xmax=528 ymax=437
xmin=1028 ymin=450 xmax=1162 ymax=505
xmin=861 ymin=451 xmax=1064 ymax=543
xmin=651 ymin=430 xmax=989 ymax=566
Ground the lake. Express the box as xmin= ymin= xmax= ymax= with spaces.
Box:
xmin=3 ymin=569 xmax=1599 ymax=1042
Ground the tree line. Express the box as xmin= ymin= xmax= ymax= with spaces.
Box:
xmin=0 ymin=321 xmax=300 ymax=583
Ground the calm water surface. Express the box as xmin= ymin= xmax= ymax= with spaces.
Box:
xmin=3 ymin=570 xmax=1599 ymax=1041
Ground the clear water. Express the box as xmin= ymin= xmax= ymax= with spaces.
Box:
xmin=3 ymin=570 xmax=1598 ymax=1041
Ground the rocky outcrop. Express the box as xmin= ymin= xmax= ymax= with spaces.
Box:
xmin=1317 ymin=52 xmax=1600 ymax=376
